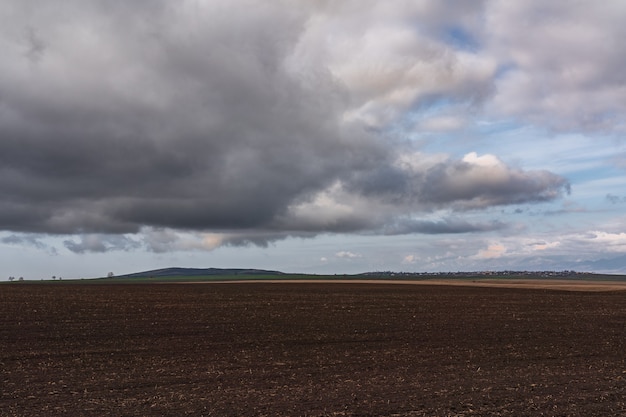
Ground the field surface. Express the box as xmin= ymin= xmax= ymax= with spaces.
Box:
xmin=1 ymin=282 xmax=625 ymax=416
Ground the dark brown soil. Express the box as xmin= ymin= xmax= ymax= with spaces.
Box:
xmin=1 ymin=283 xmax=625 ymax=416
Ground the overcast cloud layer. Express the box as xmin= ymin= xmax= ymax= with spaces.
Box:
xmin=1 ymin=1 xmax=626 ymax=277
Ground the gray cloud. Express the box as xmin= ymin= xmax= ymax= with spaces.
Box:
xmin=345 ymin=153 xmax=569 ymax=210
xmin=63 ymin=234 xmax=140 ymax=254
xmin=23 ymin=27 xmax=46 ymax=63
xmin=606 ymin=193 xmax=626 ymax=204
xmin=2 ymin=233 xmax=51 ymax=251
xmin=418 ymin=160 xmax=570 ymax=209
xmin=0 ymin=1 xmax=570 ymax=248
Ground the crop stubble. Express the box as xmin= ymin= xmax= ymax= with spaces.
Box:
xmin=1 ymin=283 xmax=625 ymax=416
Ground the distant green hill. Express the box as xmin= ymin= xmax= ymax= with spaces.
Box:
xmin=119 ymin=267 xmax=285 ymax=278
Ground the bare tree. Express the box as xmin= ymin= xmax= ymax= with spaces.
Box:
xmin=107 ymin=272 xmax=114 ymax=278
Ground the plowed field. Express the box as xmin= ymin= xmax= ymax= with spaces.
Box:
xmin=1 ymin=283 xmax=625 ymax=416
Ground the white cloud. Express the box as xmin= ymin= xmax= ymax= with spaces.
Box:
xmin=403 ymin=254 xmax=418 ymax=264
xmin=462 ymin=152 xmax=502 ymax=168
xmin=141 ymin=228 xmax=225 ymax=253
xmin=486 ymin=0 xmax=626 ymax=132
xmin=529 ymin=241 xmax=561 ymax=251
xmin=473 ymin=243 xmax=506 ymax=259
xmin=289 ymin=0 xmax=496 ymax=128
xmin=335 ymin=251 xmax=362 ymax=259
xmin=586 ymin=231 xmax=626 ymax=252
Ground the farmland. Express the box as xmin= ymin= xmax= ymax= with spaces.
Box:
xmin=1 ymin=282 xmax=625 ymax=416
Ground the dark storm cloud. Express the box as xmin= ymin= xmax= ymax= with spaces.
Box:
xmin=0 ymin=1 xmax=569 ymax=244
xmin=0 ymin=1 xmax=375 ymax=232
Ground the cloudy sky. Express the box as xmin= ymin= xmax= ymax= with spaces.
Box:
xmin=2 ymin=0 xmax=626 ymax=279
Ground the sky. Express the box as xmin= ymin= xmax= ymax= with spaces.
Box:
xmin=2 ymin=0 xmax=626 ymax=279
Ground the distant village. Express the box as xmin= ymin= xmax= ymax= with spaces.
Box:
xmin=359 ymin=270 xmax=585 ymax=279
